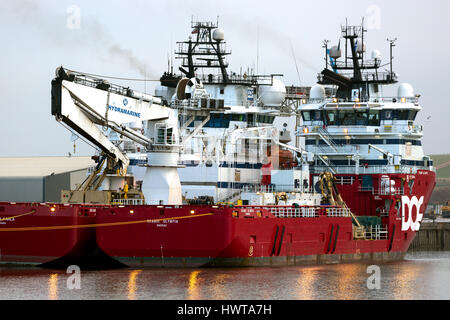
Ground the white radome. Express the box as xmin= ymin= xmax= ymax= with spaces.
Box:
xmin=309 ymin=84 xmax=326 ymax=100
xmin=259 ymin=78 xmax=286 ymax=106
xmin=329 ymin=45 xmax=342 ymax=59
xmin=398 ymin=83 xmax=415 ymax=98
xmin=371 ymin=49 xmax=381 ymax=61
xmin=212 ymin=28 xmax=225 ymax=42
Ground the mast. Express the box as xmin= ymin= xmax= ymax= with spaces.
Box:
xmin=318 ymin=19 xmax=398 ymax=101
xmin=175 ymin=19 xmax=231 ymax=85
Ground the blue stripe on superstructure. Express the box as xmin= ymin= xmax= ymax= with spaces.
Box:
xmin=306 ymin=138 xmax=422 ymax=146
xmin=129 ymin=159 xmax=147 ymax=166
xmin=178 ymin=161 xmax=263 ymax=169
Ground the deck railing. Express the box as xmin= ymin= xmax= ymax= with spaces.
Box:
xmin=364 ymin=225 xmax=389 ymax=240
xmin=112 ymin=198 xmax=145 ymax=206
xmin=236 ymin=205 xmax=351 ymax=218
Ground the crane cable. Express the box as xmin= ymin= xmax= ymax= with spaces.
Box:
xmin=0 ymin=212 xmax=213 ymax=232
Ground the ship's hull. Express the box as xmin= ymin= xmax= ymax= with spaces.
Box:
xmin=95 ymin=205 xmax=415 ymax=268
xmin=0 ymin=203 xmax=96 ymax=265
xmin=0 ymin=169 xmax=434 ymax=267
xmin=330 ymin=170 xmax=436 ymax=220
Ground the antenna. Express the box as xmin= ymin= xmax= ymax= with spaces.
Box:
xmin=170 ymin=31 xmax=173 ymax=74
xmin=387 ymin=37 xmax=397 ymax=77
xmin=290 ymin=39 xmax=301 ymax=85
xmin=256 ymin=24 xmax=260 ymax=74
xmin=322 ymin=39 xmax=330 ymax=69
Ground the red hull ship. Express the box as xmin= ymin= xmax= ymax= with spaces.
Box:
xmin=0 ymin=175 xmax=432 ymax=268
xmin=0 ymin=21 xmax=436 ymax=268
xmin=0 ymin=203 xmax=96 ymax=265
xmin=0 ymin=169 xmax=434 ymax=267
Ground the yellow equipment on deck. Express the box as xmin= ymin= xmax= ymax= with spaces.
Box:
xmin=319 ymin=172 xmax=366 ymax=239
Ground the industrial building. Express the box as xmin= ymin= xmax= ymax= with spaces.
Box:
xmin=0 ymin=156 xmax=95 ymax=203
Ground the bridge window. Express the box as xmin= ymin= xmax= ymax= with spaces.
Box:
xmin=325 ymin=111 xmax=338 ymax=125
xmin=338 ymin=110 xmax=356 ymax=125
xmin=231 ymin=114 xmax=246 ymax=122
xmin=257 ymin=115 xmax=275 ymax=124
xmin=301 ymin=111 xmax=312 ymax=121
xmin=393 ymin=110 xmax=410 ymax=120
xmin=313 ymin=111 xmax=322 ymax=121
xmin=408 ymin=110 xmax=418 ymax=120
xmin=355 ymin=110 xmax=368 ymax=125
xmin=368 ymin=110 xmax=380 ymax=126
xmin=302 ymin=111 xmax=322 ymax=122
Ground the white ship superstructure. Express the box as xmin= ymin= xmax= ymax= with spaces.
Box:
xmin=296 ymin=23 xmax=434 ymax=183
xmin=126 ymin=20 xmax=303 ymax=203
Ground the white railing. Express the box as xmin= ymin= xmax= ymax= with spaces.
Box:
xmin=311 ymin=165 xmax=427 ymax=175
xmin=358 ymin=186 xmax=404 ymax=196
xmin=326 ymin=207 xmax=351 ymax=217
xmin=241 ymin=185 xmax=315 ymax=194
xmin=364 ymin=225 xmax=389 ymax=240
xmin=269 ymin=207 xmax=319 ymax=218
xmin=335 ymin=176 xmax=355 ymax=185
xmin=237 ymin=205 xmax=357 ymax=219
xmin=373 ymin=187 xmax=404 ymax=196
xmin=112 ymin=198 xmax=145 ymax=205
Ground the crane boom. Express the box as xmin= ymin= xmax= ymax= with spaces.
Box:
xmin=51 ymin=67 xmax=172 ymax=174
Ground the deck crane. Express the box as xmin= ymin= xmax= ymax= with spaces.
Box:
xmin=51 ymin=66 xmax=176 ymax=203
xmin=51 ymin=67 xmax=230 ymax=205
xmin=319 ymin=171 xmax=366 ymax=239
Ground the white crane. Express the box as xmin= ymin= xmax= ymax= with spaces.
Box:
xmin=51 ymin=67 xmax=179 ymax=204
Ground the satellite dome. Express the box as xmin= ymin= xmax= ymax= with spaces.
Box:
xmin=309 ymin=84 xmax=326 ymax=101
xmin=329 ymin=45 xmax=342 ymax=59
xmin=398 ymin=83 xmax=415 ymax=98
xmin=259 ymin=78 xmax=286 ymax=107
xmin=371 ymin=49 xmax=381 ymax=60
xmin=212 ymin=28 xmax=225 ymax=42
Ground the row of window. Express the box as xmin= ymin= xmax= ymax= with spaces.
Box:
xmin=301 ymin=109 xmax=418 ymax=126
xmin=187 ymin=113 xmax=275 ymax=128
xmin=305 ymin=138 xmax=422 ymax=146
xmin=313 ymin=159 xmax=432 ymax=167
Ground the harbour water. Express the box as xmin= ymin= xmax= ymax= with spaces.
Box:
xmin=1 ymin=251 xmax=449 ymax=300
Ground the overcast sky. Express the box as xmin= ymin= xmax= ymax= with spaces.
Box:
xmin=1 ymin=0 xmax=449 ymax=156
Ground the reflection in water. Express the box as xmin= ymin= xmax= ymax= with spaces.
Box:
xmin=211 ymin=273 xmax=231 ymax=299
xmin=391 ymin=263 xmax=423 ymax=300
xmin=296 ymin=267 xmax=319 ymax=300
xmin=48 ymin=273 xmax=58 ymax=300
xmin=1 ymin=252 xmax=449 ymax=300
xmin=127 ymin=270 xmax=142 ymax=300
xmin=334 ymin=264 xmax=361 ymax=300
xmin=188 ymin=270 xmax=201 ymax=300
